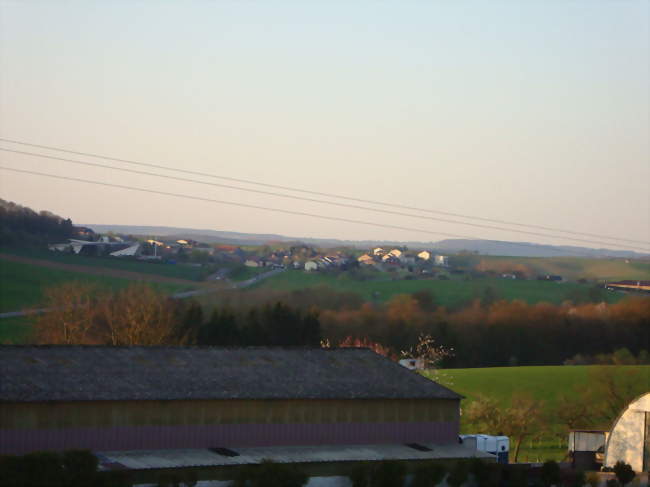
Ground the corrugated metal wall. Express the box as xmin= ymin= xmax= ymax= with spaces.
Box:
xmin=1 ymin=399 xmax=459 ymax=454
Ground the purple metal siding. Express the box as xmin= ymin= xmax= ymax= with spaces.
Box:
xmin=1 ymin=421 xmax=458 ymax=455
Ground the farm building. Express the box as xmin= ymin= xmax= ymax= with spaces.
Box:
xmin=606 ymin=280 xmax=650 ymax=293
xmin=0 ymin=346 xmax=466 ymax=461
xmin=568 ymin=430 xmax=607 ymax=470
xmin=604 ymin=392 xmax=650 ymax=472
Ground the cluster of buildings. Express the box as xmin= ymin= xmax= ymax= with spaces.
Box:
xmin=357 ymin=247 xmax=449 ymax=269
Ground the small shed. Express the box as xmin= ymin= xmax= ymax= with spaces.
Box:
xmin=604 ymin=392 xmax=650 ymax=472
xmin=568 ymin=430 xmax=607 ymax=471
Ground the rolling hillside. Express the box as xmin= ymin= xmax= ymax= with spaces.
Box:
xmin=251 ymin=270 xmax=623 ymax=306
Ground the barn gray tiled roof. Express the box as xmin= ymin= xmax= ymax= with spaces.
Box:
xmin=0 ymin=346 xmax=461 ymax=403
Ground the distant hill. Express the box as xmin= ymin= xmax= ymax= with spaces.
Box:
xmin=85 ymin=224 xmax=649 ymax=259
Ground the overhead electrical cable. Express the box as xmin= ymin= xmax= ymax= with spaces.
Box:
xmin=2 ymin=147 xmax=648 ymax=253
xmin=0 ymin=165 xmax=619 ymax=258
xmin=0 ymin=147 xmax=650 ymax=252
xmin=0 ymin=136 xmax=646 ymax=247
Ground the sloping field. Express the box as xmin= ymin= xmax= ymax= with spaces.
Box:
xmin=252 ymin=270 xmax=622 ymax=306
xmin=0 ymin=257 xmax=196 ymax=313
xmin=429 ymin=365 xmax=649 ymax=408
xmin=475 ymin=256 xmax=650 ymax=281
xmin=0 ymin=247 xmax=206 ymax=281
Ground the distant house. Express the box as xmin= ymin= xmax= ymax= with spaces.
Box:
xmin=192 ymin=246 xmax=214 ymax=255
xmin=417 ymin=251 xmax=431 ymax=261
xmin=398 ymin=358 xmax=426 ymax=371
xmin=245 ymin=258 xmax=260 ymax=268
xmin=388 ymin=249 xmax=403 ymax=259
xmin=606 ymin=280 xmax=650 ymax=292
xmin=543 ymin=275 xmax=563 ymax=282
xmin=372 ymin=247 xmax=385 ymax=256
xmin=110 ymin=243 xmax=141 ymax=257
xmin=358 ymin=254 xmax=374 ymax=265
xmin=48 ymin=243 xmax=72 ymax=252
xmin=73 ymin=226 xmax=95 ymax=240
xmin=434 ymin=255 xmax=449 ymax=267
xmin=304 ymin=261 xmax=318 ymax=272
xmin=382 ymin=254 xmax=401 ymax=265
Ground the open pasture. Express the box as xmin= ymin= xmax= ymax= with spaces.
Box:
xmin=252 ymin=270 xmax=622 ymax=306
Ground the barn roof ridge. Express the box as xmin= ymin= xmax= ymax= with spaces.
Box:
xmin=0 ymin=346 xmax=462 ymax=402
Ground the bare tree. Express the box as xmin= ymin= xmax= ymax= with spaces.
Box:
xmin=465 ymin=393 xmax=544 ymax=463
xmin=34 ymin=282 xmax=101 ymax=344
xmin=33 ymin=282 xmax=192 ymax=346
xmin=98 ymin=283 xmax=185 ymax=346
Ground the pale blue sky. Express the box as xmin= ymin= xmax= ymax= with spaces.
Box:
xmin=0 ymin=1 xmax=648 ymax=249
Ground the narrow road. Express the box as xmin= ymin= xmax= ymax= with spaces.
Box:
xmin=0 ymin=267 xmax=285 ymax=318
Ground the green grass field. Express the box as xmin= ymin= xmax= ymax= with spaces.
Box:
xmin=0 ymin=259 xmax=192 ymax=313
xmin=0 ymin=316 xmax=32 ymax=344
xmin=252 ymin=270 xmax=623 ymax=306
xmin=229 ymin=266 xmax=268 ymax=282
xmin=0 ymin=246 xmax=206 ymax=281
xmin=424 ymin=365 xmax=650 ymax=462
xmin=472 ymin=255 xmax=650 ymax=282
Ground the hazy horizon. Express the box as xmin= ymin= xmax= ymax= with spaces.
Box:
xmin=1 ymin=1 xmax=648 ymax=252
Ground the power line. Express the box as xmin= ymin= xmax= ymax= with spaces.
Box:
xmin=0 ymin=165 xmax=620 ymax=258
xmin=2 ymin=147 xmax=648 ymax=253
xmin=0 ymin=136 xmax=646 ymax=246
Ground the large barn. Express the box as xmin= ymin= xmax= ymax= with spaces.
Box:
xmin=0 ymin=346 xmax=465 ymax=462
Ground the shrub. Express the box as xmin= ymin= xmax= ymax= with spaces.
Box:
xmin=372 ymin=461 xmax=406 ymax=487
xmin=613 ymin=461 xmax=635 ymax=486
xmin=540 ymin=460 xmax=561 ymax=487
xmin=561 ymin=469 xmax=586 ymax=487
xmin=411 ymin=461 xmax=446 ymax=487
xmin=234 ymin=460 xmax=307 ymax=487
xmin=62 ymin=450 xmax=98 ymax=487
xmin=446 ymin=460 xmax=469 ymax=487
xmin=349 ymin=463 xmax=371 ymax=487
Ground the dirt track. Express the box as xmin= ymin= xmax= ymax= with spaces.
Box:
xmin=0 ymin=253 xmax=204 ymax=287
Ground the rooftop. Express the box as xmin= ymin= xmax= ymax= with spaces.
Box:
xmin=96 ymin=443 xmax=491 ymax=471
xmin=0 ymin=346 xmax=461 ymax=402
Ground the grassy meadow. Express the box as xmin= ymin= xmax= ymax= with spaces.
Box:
xmin=424 ymin=365 xmax=650 ymax=462
xmin=0 ymin=246 xmax=206 ymax=281
xmin=252 ymin=270 xmax=623 ymax=306
xmin=0 ymin=259 xmax=193 ymax=313
xmin=472 ymin=255 xmax=650 ymax=282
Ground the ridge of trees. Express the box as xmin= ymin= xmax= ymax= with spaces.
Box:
xmin=0 ymin=199 xmax=76 ymax=245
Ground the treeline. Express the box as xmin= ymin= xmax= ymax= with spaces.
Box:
xmin=0 ymin=199 xmax=75 ymax=246
xmin=198 ymin=304 xmax=320 ymax=347
xmin=31 ymin=282 xmax=320 ymax=348
xmin=30 ymin=282 xmax=650 ymax=369
xmin=318 ymin=293 xmax=650 ymax=368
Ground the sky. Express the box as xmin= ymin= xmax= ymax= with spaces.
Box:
xmin=0 ymin=1 xmax=648 ymax=251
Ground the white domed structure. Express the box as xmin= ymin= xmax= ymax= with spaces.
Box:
xmin=604 ymin=392 xmax=650 ymax=472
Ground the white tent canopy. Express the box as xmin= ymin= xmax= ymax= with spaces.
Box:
xmin=604 ymin=392 xmax=650 ymax=472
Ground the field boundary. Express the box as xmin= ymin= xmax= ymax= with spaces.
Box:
xmin=0 ymin=253 xmax=202 ymax=287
